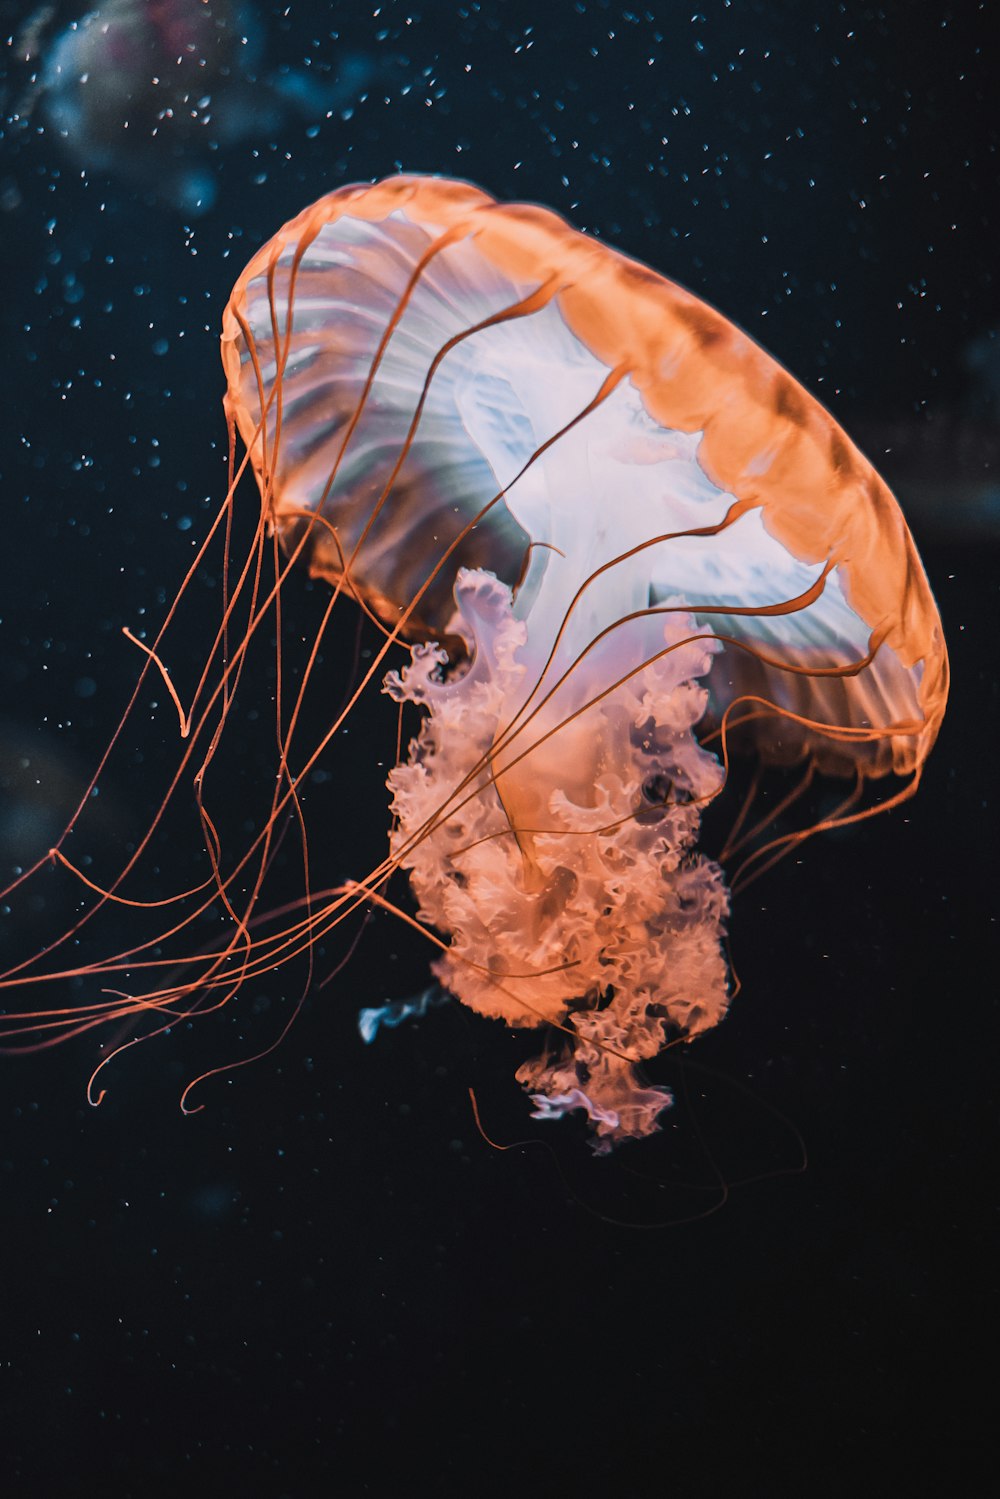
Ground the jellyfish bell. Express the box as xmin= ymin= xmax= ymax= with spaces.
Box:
xmin=15 ymin=0 xmax=376 ymax=214
xmin=217 ymin=175 xmax=948 ymax=1148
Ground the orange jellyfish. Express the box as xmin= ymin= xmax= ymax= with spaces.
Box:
xmin=218 ymin=175 xmax=947 ymax=1147
xmin=1 ymin=176 xmax=947 ymax=1149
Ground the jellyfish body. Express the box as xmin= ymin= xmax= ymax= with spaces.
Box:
xmin=220 ymin=176 xmax=947 ymax=1147
xmin=18 ymin=0 xmax=374 ymax=214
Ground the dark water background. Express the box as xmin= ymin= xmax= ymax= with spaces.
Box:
xmin=0 ymin=2 xmax=996 ymax=1494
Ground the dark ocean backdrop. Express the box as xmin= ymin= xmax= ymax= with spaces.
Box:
xmin=0 ymin=3 xmax=995 ymax=1495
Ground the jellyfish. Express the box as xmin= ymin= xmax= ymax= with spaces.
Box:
xmin=14 ymin=0 xmax=375 ymax=214
xmin=217 ymin=175 xmax=948 ymax=1147
xmin=0 ymin=176 xmax=947 ymax=1150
